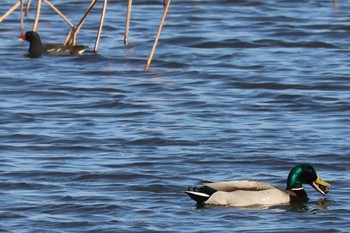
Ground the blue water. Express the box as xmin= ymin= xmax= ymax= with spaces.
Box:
xmin=0 ymin=0 xmax=349 ymax=232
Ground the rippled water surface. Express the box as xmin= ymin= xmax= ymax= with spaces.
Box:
xmin=1 ymin=0 xmax=350 ymax=232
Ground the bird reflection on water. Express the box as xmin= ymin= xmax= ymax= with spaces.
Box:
xmin=194 ymin=198 xmax=330 ymax=214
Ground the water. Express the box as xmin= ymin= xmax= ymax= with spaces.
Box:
xmin=0 ymin=0 xmax=349 ymax=232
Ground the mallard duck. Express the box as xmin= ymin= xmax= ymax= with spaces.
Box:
xmin=185 ymin=164 xmax=331 ymax=207
xmin=19 ymin=31 xmax=87 ymax=58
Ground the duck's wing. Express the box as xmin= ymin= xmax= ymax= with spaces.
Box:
xmin=203 ymin=180 xmax=277 ymax=192
xmin=206 ymin=188 xmax=290 ymax=206
xmin=68 ymin=45 xmax=88 ymax=55
xmin=44 ymin=44 xmax=87 ymax=55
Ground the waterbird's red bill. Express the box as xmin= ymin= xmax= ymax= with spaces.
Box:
xmin=19 ymin=34 xmax=26 ymax=41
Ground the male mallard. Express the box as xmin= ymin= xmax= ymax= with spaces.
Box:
xmin=185 ymin=164 xmax=331 ymax=207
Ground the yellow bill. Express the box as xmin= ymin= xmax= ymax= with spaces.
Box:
xmin=312 ymin=176 xmax=331 ymax=196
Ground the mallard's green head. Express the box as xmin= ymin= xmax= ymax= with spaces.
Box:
xmin=286 ymin=164 xmax=331 ymax=195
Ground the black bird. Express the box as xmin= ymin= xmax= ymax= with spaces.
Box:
xmin=20 ymin=31 xmax=87 ymax=58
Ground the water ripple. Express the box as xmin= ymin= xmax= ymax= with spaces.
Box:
xmin=0 ymin=0 xmax=349 ymax=232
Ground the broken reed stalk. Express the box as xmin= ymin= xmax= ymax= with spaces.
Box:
xmin=144 ymin=0 xmax=171 ymax=71
xmin=44 ymin=0 xmax=74 ymax=28
xmin=20 ymin=0 xmax=24 ymax=36
xmin=0 ymin=1 xmax=21 ymax=22
xmin=25 ymin=0 xmax=32 ymax=16
xmin=64 ymin=0 xmax=98 ymax=46
xmin=93 ymin=0 xmax=108 ymax=52
xmin=124 ymin=0 xmax=132 ymax=45
xmin=32 ymin=0 xmax=42 ymax=31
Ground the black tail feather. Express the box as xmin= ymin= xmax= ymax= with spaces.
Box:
xmin=185 ymin=185 xmax=217 ymax=204
xmin=185 ymin=191 xmax=210 ymax=203
xmin=187 ymin=185 xmax=217 ymax=195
